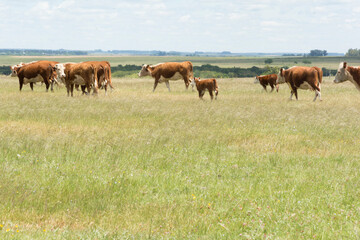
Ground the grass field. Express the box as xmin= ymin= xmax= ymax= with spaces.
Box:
xmin=2 ymin=55 xmax=360 ymax=69
xmin=1 ymin=74 xmax=360 ymax=239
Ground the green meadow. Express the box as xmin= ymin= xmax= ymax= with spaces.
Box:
xmin=1 ymin=58 xmax=360 ymax=239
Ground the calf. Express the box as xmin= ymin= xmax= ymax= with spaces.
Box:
xmin=254 ymin=74 xmax=279 ymax=92
xmin=191 ymin=77 xmax=218 ymax=100
xmin=334 ymin=62 xmax=360 ymax=91
xmin=277 ymin=66 xmax=322 ymax=101
xmin=138 ymin=61 xmax=193 ymax=92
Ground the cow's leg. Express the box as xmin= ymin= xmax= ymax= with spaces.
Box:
xmin=261 ymin=83 xmax=267 ymax=92
xmin=81 ymin=85 xmax=87 ymax=95
xmin=70 ymin=84 xmax=74 ymax=97
xmin=104 ymin=84 xmax=108 ymax=96
xmin=308 ymin=82 xmax=322 ymax=102
xmin=270 ymin=83 xmax=274 ymax=92
xmin=30 ymin=82 xmax=34 ymax=91
xmin=50 ymin=81 xmax=54 ymax=92
xmin=66 ymin=84 xmax=70 ymax=97
xmin=293 ymin=88 xmax=298 ymax=100
xmin=19 ymin=78 xmax=24 ymax=91
xmin=45 ymin=81 xmax=50 ymax=92
xmin=200 ymin=90 xmax=205 ymax=100
xmin=165 ymin=81 xmax=171 ymax=92
xmin=289 ymin=91 xmax=293 ymax=100
xmin=75 ymin=84 xmax=80 ymax=91
xmin=209 ymin=89 xmax=214 ymax=100
xmin=153 ymin=79 xmax=159 ymax=92
xmin=215 ymin=89 xmax=218 ymax=100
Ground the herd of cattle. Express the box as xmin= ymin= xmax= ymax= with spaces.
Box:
xmin=9 ymin=60 xmax=360 ymax=101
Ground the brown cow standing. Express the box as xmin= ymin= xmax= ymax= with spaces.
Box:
xmin=12 ymin=60 xmax=59 ymax=92
xmin=191 ymin=77 xmax=218 ymax=100
xmin=82 ymin=61 xmax=114 ymax=94
xmin=138 ymin=61 xmax=193 ymax=92
xmin=54 ymin=62 xmax=99 ymax=97
xmin=334 ymin=62 xmax=360 ymax=91
xmin=254 ymin=74 xmax=279 ymax=92
xmin=277 ymin=66 xmax=322 ymax=101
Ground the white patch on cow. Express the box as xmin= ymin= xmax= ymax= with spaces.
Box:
xmin=298 ymin=82 xmax=312 ymax=90
xmin=159 ymin=72 xmax=183 ymax=82
xmin=151 ymin=63 xmax=164 ymax=68
xmin=73 ymin=74 xmax=86 ymax=85
xmin=23 ymin=74 xmax=43 ymax=84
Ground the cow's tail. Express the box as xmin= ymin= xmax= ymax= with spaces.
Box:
xmin=213 ymin=79 xmax=218 ymax=94
xmin=107 ymin=65 xmax=114 ymax=89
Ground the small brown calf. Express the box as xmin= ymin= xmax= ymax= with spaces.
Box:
xmin=191 ymin=77 xmax=218 ymax=100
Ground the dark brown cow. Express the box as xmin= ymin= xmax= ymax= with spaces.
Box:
xmin=277 ymin=66 xmax=322 ymax=101
xmin=254 ymin=74 xmax=279 ymax=92
xmin=191 ymin=77 xmax=218 ymax=100
xmin=138 ymin=61 xmax=193 ymax=92
xmin=334 ymin=62 xmax=360 ymax=91
xmin=54 ymin=62 xmax=99 ymax=97
xmin=12 ymin=60 xmax=59 ymax=92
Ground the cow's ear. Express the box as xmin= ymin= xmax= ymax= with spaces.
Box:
xmin=343 ymin=62 xmax=347 ymax=69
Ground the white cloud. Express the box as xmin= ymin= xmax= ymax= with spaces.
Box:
xmin=179 ymin=15 xmax=191 ymax=23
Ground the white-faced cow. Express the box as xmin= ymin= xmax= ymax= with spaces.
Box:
xmin=191 ymin=77 xmax=218 ymax=100
xmin=12 ymin=60 xmax=59 ymax=92
xmin=254 ymin=74 xmax=279 ymax=92
xmin=277 ymin=66 xmax=322 ymax=101
xmin=54 ymin=62 xmax=99 ymax=97
xmin=334 ymin=62 xmax=360 ymax=91
xmin=138 ymin=61 xmax=193 ymax=92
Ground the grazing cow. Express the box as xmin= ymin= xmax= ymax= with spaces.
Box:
xmin=254 ymin=74 xmax=279 ymax=92
xmin=334 ymin=62 xmax=360 ymax=91
xmin=138 ymin=61 xmax=193 ymax=92
xmin=277 ymin=66 xmax=322 ymax=101
xmin=191 ymin=77 xmax=218 ymax=100
xmin=12 ymin=60 xmax=59 ymax=92
xmin=54 ymin=62 xmax=99 ymax=97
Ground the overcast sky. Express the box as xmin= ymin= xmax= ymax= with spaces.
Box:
xmin=0 ymin=0 xmax=359 ymax=53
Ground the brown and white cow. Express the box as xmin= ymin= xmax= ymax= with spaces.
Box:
xmin=254 ymin=74 xmax=279 ymax=92
xmin=191 ymin=77 xmax=218 ymax=100
xmin=334 ymin=62 xmax=360 ymax=91
xmin=54 ymin=62 xmax=99 ymax=97
xmin=138 ymin=61 xmax=193 ymax=92
xmin=277 ymin=66 xmax=322 ymax=101
xmin=12 ymin=60 xmax=59 ymax=92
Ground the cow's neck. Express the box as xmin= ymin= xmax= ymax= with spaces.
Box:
xmin=347 ymin=67 xmax=360 ymax=91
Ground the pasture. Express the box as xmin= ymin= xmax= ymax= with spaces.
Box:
xmin=1 ymin=72 xmax=360 ymax=239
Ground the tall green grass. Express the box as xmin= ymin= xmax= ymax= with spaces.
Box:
xmin=1 ymin=75 xmax=360 ymax=239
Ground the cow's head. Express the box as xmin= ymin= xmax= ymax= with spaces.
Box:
xmin=10 ymin=63 xmax=24 ymax=77
xmin=254 ymin=76 xmax=260 ymax=83
xmin=138 ymin=64 xmax=150 ymax=77
xmin=54 ymin=63 xmax=66 ymax=82
xmin=277 ymin=68 xmax=286 ymax=84
xmin=190 ymin=77 xmax=200 ymax=88
xmin=334 ymin=62 xmax=351 ymax=84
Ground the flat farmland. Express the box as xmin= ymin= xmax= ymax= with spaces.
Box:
xmin=1 ymin=74 xmax=360 ymax=239
xmin=2 ymin=55 xmax=360 ymax=69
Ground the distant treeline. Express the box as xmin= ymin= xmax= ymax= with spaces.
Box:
xmin=111 ymin=64 xmax=337 ymax=78
xmin=0 ymin=64 xmax=337 ymax=78
xmin=0 ymin=49 xmax=88 ymax=56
